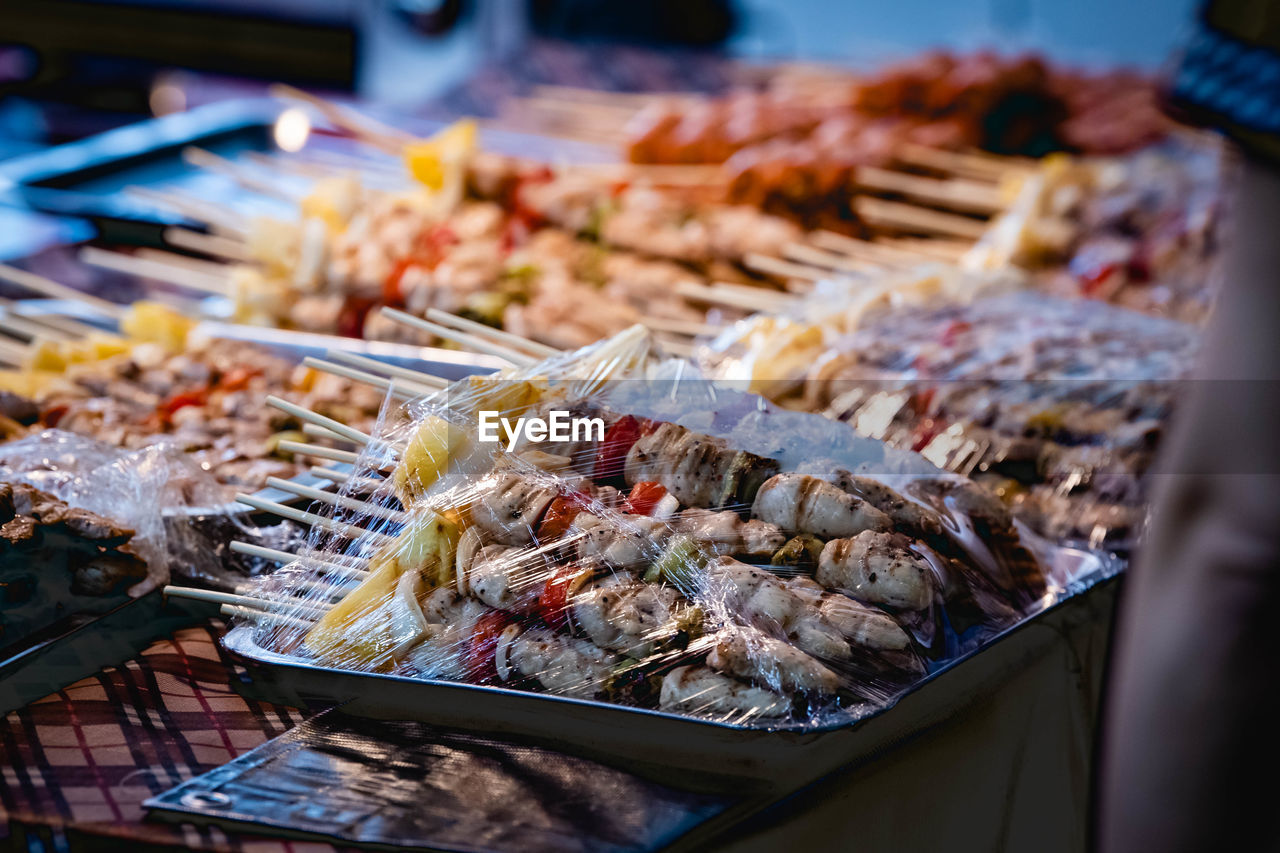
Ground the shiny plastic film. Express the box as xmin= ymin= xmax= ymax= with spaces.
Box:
xmin=236 ymin=326 xmax=1114 ymax=731
xmin=698 ymin=291 xmax=1200 ymax=551
xmin=0 ymin=429 xmax=299 ymax=594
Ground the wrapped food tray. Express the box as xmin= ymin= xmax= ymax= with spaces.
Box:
xmin=224 ymin=543 xmax=1113 ymax=788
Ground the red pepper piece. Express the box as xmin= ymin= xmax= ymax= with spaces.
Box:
xmin=622 ymin=481 xmax=667 ymax=515
xmin=593 ymin=415 xmax=642 ymax=480
xmin=465 ymin=610 xmax=513 ymax=683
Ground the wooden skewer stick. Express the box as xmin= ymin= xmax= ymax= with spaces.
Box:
xmin=380 ymin=307 xmax=537 ymax=367
xmin=288 ymin=147 xmax=404 ymax=176
xmin=782 ymin=242 xmax=884 ymax=275
xmin=322 ymin=350 xmax=449 ymax=390
xmin=277 ymin=440 xmax=362 ymax=465
xmin=236 ymin=579 xmax=353 ymax=603
xmin=302 ymin=422 xmax=356 ymax=445
xmin=79 ymin=247 xmax=228 ymax=296
xmin=0 ymin=337 xmax=29 ymax=365
xmin=182 ymin=147 xmax=297 ymax=202
xmin=230 ymin=540 xmax=370 ymax=579
xmin=0 ymin=299 xmax=98 ymax=338
xmin=220 ymin=603 xmax=317 ymax=630
xmin=265 ymin=476 xmax=408 ymax=525
xmin=853 ymin=166 xmax=1006 ymax=216
xmin=710 ymin=280 xmax=797 ymax=306
xmin=676 ymin=282 xmax=792 ymax=314
xmin=164 ymin=227 xmax=253 ymax=263
xmin=269 ymin=83 xmax=412 ymax=154
xmin=639 ymin=316 xmax=723 ymax=338
xmin=743 ymin=253 xmax=832 ymax=283
xmin=236 ymin=493 xmax=394 ymax=545
xmin=854 ymin=197 xmax=988 ymax=240
xmin=0 ymin=264 xmax=126 ymax=319
xmin=310 ymin=466 xmax=387 ymax=493
xmin=808 ymin=230 xmax=928 ymax=267
xmin=878 ymin=237 xmax=972 ymax=262
xmin=424 ymin=309 xmax=560 ymax=359
xmin=0 ymin=309 xmax=77 ymax=341
xmin=302 ymin=356 xmax=422 ymax=401
xmin=164 ymin=585 xmax=332 ymax=616
xmin=894 ymin=143 xmax=1030 ymax=183
xmin=135 ymin=248 xmax=232 ymax=280
xmin=124 ymin=186 xmax=249 ymax=237
xmin=265 ymin=395 xmax=373 ymax=447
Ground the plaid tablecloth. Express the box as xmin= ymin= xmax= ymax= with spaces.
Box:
xmin=0 ymin=623 xmax=333 ymax=853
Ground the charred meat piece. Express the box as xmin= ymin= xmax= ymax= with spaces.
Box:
xmin=674 ymin=508 xmax=785 ymax=557
xmin=570 ymin=573 xmax=688 ymax=657
xmin=909 ymin=479 xmax=1046 ymax=606
xmin=781 ymin=575 xmax=914 ymax=652
xmin=469 ymin=472 xmax=559 ymax=545
xmin=708 ymin=626 xmax=841 ymax=695
xmin=830 ymin=471 xmax=943 ymax=538
xmin=752 ymin=473 xmax=892 ymax=539
xmin=502 ymin=626 xmax=619 ymax=698
xmin=659 ymin=665 xmax=790 ymax=718
xmin=625 ymin=422 xmax=777 ymax=509
xmin=816 ymin=530 xmax=937 ymax=611
xmin=571 ymin=513 xmax=670 ymax=569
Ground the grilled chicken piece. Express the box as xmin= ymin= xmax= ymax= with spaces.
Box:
xmin=625 ymin=422 xmax=777 ymax=509
xmin=708 ymin=627 xmax=841 ymax=695
xmin=405 ymin=588 xmax=491 ymax=679
xmin=909 ymin=478 xmax=1046 ymax=604
xmin=752 ymin=473 xmax=892 ymax=539
xmin=466 ymin=544 xmax=550 ymax=611
xmin=816 ymin=531 xmax=937 ymax=611
xmin=830 ymin=472 xmax=943 ymax=538
xmin=781 ymin=576 xmax=913 ymax=651
xmin=659 ymin=665 xmax=790 ymax=718
xmin=571 ymin=513 xmax=670 ymax=569
xmin=674 ymin=509 xmax=785 ymax=557
xmin=706 ymin=557 xmax=850 ymax=661
xmin=469 ymin=472 xmax=559 ymax=545
xmin=570 ymin=573 xmax=686 ymax=656
xmin=502 ymin=626 xmax=619 ymax=697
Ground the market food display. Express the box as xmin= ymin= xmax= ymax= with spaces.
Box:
xmin=225 ymin=328 xmax=1107 ymax=728
xmin=698 ymin=290 xmax=1199 ymax=550
xmin=0 ymin=46 xmax=1222 ymax=760
xmin=0 ymin=303 xmax=386 ymax=490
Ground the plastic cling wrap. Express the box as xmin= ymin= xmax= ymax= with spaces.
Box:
xmin=700 ymin=292 xmax=1200 ymax=551
xmin=237 ymin=327 xmax=1112 ymax=731
xmin=0 ymin=430 xmax=295 ymax=593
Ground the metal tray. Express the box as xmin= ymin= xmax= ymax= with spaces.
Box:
xmin=224 ymin=546 xmax=1116 ymax=789
xmin=0 ymin=591 xmax=210 ymax=714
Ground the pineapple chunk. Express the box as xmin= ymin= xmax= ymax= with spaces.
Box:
xmin=120 ymin=301 xmax=194 ymax=350
xmin=404 ymin=119 xmax=477 ymax=191
xmin=392 ymin=415 xmax=468 ymax=505
xmin=303 ymin=510 xmax=460 ymax=666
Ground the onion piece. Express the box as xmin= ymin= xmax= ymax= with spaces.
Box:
xmin=494 ymin=624 xmax=523 ymax=682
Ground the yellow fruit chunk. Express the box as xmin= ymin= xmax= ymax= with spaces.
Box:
xmin=392 ymin=415 xmax=469 ymax=505
xmin=25 ymin=339 xmax=67 ymax=372
xmin=120 ymin=301 xmax=194 ymax=350
xmin=303 ymin=511 xmax=459 ymax=666
xmin=404 ymin=119 xmax=477 ymax=190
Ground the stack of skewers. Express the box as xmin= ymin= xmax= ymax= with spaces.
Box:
xmin=0 ymin=49 xmax=1225 ymax=737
